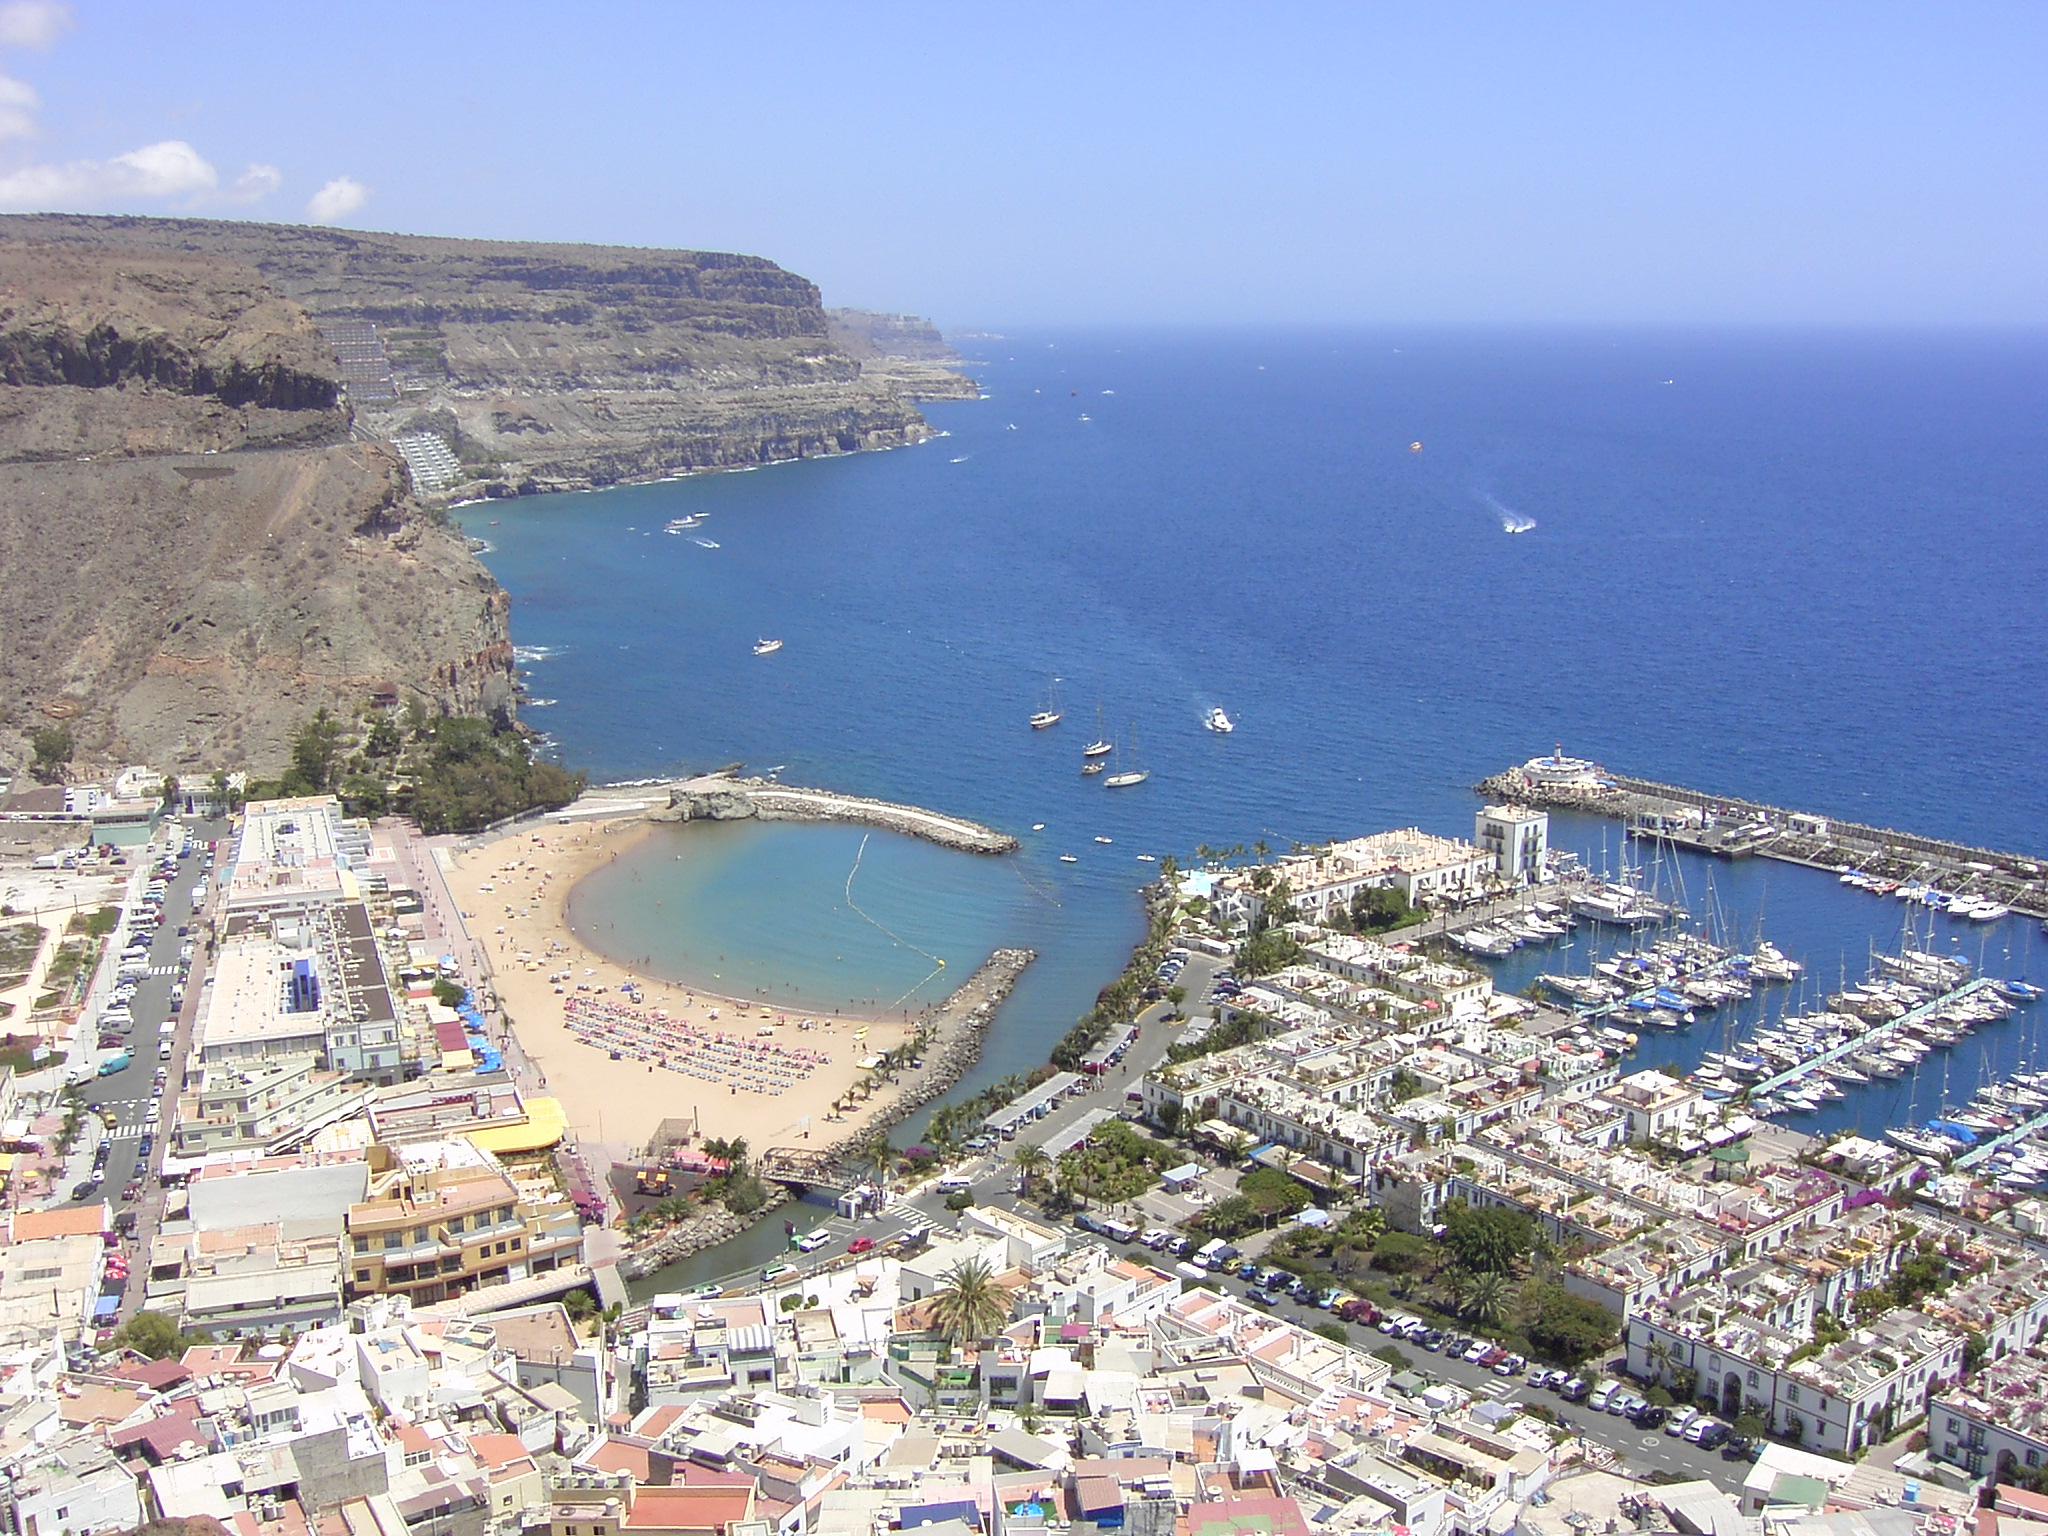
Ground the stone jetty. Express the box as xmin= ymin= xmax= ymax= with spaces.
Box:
xmin=655 ymin=773 xmax=1019 ymax=853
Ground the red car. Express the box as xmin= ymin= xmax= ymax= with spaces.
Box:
xmin=846 ymin=1236 xmax=877 ymax=1255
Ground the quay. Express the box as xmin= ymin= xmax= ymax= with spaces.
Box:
xmin=656 ymin=772 xmax=1019 ymax=853
xmin=1478 ymin=752 xmax=2048 ymax=918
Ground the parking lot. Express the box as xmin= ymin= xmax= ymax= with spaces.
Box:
xmin=56 ymin=822 xmax=220 ymax=1326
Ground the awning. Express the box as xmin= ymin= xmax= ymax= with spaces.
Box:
xmin=464 ymin=1096 xmax=568 ymax=1154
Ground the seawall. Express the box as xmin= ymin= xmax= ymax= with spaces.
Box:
xmin=653 ymin=774 xmax=1020 ymax=854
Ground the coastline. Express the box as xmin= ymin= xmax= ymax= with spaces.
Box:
xmin=438 ymin=772 xmax=1029 ymax=1172
xmin=441 ymin=815 xmax=916 ymax=1156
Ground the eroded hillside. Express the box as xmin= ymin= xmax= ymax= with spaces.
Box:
xmin=0 ymin=242 xmax=510 ymax=776
xmin=0 ymin=216 xmax=972 ymax=493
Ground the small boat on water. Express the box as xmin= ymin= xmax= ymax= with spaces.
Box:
xmin=1104 ymin=724 xmax=1150 ymax=788
xmin=1095 ymin=836 xmax=1113 ymax=845
xmin=1206 ymin=707 xmax=1234 ymax=734
xmin=1081 ymin=760 xmax=1105 ymax=776
xmin=1059 ymin=854 xmax=1079 ymax=864
xmin=691 ymin=537 xmax=720 ymax=549
xmin=752 ymin=638 xmax=783 ymax=656
xmin=1031 ymin=678 xmax=1064 ymax=730
xmin=665 ymin=514 xmax=704 ymax=533
xmin=1136 ymin=854 xmax=1156 ymax=862
xmin=1083 ymin=703 xmax=1114 ymax=756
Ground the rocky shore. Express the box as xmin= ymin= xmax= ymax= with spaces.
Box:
xmin=617 ymin=945 xmax=1033 ymax=1282
xmin=656 ymin=774 xmax=1019 ymax=854
xmin=617 ymin=1189 xmax=791 ymax=1282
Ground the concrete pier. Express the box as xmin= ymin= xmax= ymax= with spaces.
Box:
xmin=655 ymin=774 xmax=1019 ymax=854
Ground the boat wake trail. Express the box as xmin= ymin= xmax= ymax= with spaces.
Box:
xmin=843 ymin=832 xmax=949 ymax=1008
xmin=1481 ymin=492 xmax=1537 ymax=534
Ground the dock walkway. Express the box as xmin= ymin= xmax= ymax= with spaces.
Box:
xmin=1747 ymin=976 xmax=2003 ymax=1098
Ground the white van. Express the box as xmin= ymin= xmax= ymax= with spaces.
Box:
xmin=936 ymin=1173 xmax=974 ymax=1193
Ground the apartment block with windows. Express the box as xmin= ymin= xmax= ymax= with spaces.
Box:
xmin=345 ymin=1138 xmax=582 ymax=1306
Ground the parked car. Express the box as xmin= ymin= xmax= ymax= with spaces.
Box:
xmin=1463 ymin=1339 xmax=1491 ymax=1364
xmin=1246 ymin=1287 xmax=1277 ymax=1308
xmin=1236 ymin=1261 xmax=1261 ymax=1282
xmin=1587 ymin=1382 xmax=1616 ymax=1412
xmin=71 ymin=1179 xmax=101 ymax=1200
xmin=1477 ymin=1346 xmax=1508 ymax=1368
xmin=846 ymin=1236 xmax=876 ymax=1255
xmin=1696 ymin=1422 xmax=1732 ymax=1451
xmin=1666 ymin=1407 xmax=1700 ymax=1438
xmin=1722 ymin=1435 xmax=1761 ymax=1462
xmin=1494 ymin=1353 xmax=1526 ymax=1376
xmin=1560 ymin=1377 xmax=1590 ymax=1401
xmin=1682 ymin=1415 xmax=1718 ymax=1444
xmin=1418 ymin=1329 xmax=1445 ymax=1352
xmin=1630 ymin=1404 xmax=1667 ymax=1430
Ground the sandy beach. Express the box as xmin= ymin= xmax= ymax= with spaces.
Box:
xmin=439 ymin=815 xmax=917 ymax=1155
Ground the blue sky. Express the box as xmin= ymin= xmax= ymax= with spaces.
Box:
xmin=0 ymin=1 xmax=2041 ymax=325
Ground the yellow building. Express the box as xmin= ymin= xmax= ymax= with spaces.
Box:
xmin=345 ymin=1138 xmax=582 ymax=1305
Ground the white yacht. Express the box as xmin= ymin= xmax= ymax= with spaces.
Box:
xmin=1030 ymin=679 xmax=1063 ymax=730
xmin=1206 ymin=707 xmax=1234 ymax=734
xmin=752 ymin=638 xmax=783 ymax=656
xmin=1083 ymin=703 xmax=1114 ymax=756
xmin=1104 ymin=725 xmax=1150 ymax=787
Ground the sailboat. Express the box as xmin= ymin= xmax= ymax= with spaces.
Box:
xmin=1104 ymin=724 xmax=1150 ymax=788
xmin=1030 ymin=678 xmax=1063 ymax=730
xmin=1083 ymin=704 xmax=1114 ymax=757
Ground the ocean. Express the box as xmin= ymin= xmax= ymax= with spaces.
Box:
xmin=470 ymin=327 xmax=2048 ymax=1151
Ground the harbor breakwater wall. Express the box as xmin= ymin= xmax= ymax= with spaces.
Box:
xmin=655 ymin=774 xmax=1019 ymax=854
xmin=1478 ymin=764 xmax=2048 ymax=917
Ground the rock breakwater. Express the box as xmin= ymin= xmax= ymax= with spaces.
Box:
xmin=657 ymin=774 xmax=1019 ymax=854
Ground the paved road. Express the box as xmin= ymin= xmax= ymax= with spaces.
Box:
xmin=57 ymin=821 xmax=223 ymax=1328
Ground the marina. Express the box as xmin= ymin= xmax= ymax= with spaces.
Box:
xmin=1480 ymin=752 xmax=2048 ymax=919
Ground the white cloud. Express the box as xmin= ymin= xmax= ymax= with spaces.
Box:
xmin=0 ymin=6 xmax=288 ymax=216
xmin=0 ymin=137 xmax=219 ymax=209
xmin=225 ymin=162 xmax=281 ymax=204
xmin=0 ymin=1 xmax=71 ymax=49
xmin=305 ymin=175 xmax=368 ymax=223
xmin=0 ymin=74 xmax=36 ymax=140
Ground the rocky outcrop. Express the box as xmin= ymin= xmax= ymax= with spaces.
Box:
xmin=0 ymin=216 xmax=978 ymax=493
xmin=657 ymin=774 xmax=1019 ymax=853
xmin=0 ymin=241 xmax=511 ymax=775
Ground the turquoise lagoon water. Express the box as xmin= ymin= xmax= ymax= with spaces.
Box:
xmin=563 ymin=818 xmax=1046 ymax=1018
xmin=471 ymin=328 xmax=2048 ymax=1144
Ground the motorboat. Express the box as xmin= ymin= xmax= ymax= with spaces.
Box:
xmin=1206 ymin=707 xmax=1235 ymax=734
xmin=1083 ymin=704 xmax=1114 ymax=756
xmin=1059 ymin=854 xmax=1079 ymax=864
xmin=752 ymin=638 xmax=783 ymax=656
xmin=1081 ymin=760 xmax=1105 ymax=776
xmin=691 ymin=537 xmax=719 ymax=549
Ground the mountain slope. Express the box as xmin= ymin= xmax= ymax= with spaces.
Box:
xmin=0 ymin=241 xmax=510 ymax=776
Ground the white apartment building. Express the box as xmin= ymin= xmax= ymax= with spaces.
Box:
xmin=1475 ymin=805 xmax=1548 ymax=886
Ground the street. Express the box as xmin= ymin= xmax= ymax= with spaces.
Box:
xmin=56 ymin=820 xmax=222 ymax=1328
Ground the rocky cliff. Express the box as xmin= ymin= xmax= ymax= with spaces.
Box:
xmin=0 ymin=242 xmax=511 ymax=776
xmin=0 ymin=216 xmax=975 ymax=494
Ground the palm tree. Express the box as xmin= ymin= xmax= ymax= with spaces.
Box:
xmin=1438 ymin=1266 xmax=1473 ymax=1316
xmin=1012 ymin=1144 xmax=1050 ymax=1197
xmin=928 ymin=1258 xmax=1009 ymax=1344
xmin=1467 ymin=1271 xmax=1510 ymax=1329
